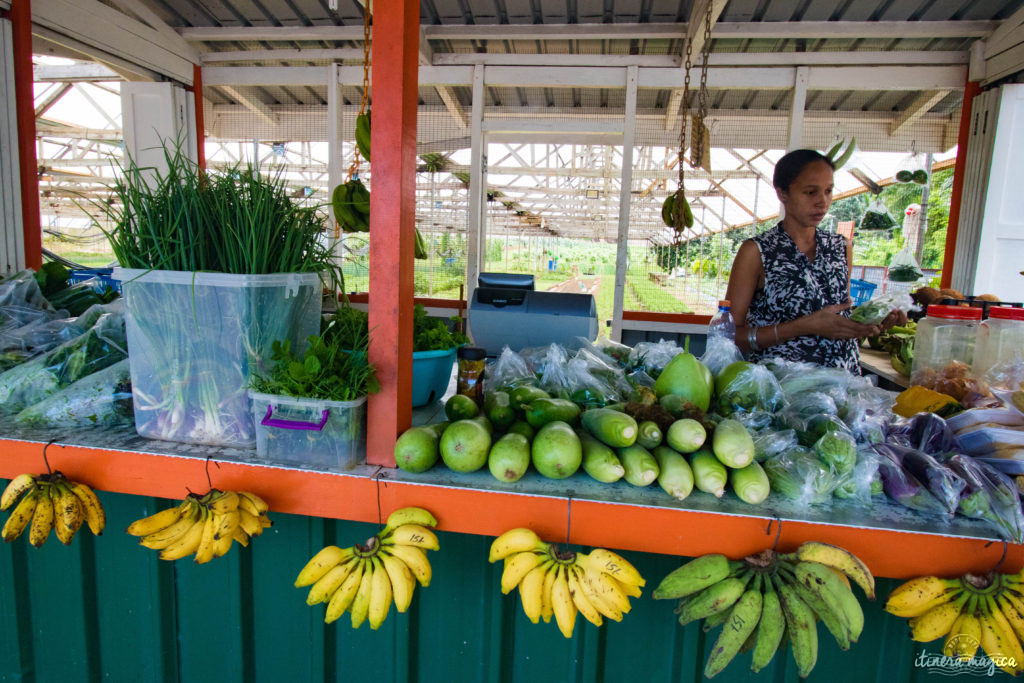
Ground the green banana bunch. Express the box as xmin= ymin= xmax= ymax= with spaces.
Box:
xmin=661 ymin=191 xmax=694 ymax=231
xmin=824 ymin=137 xmax=857 ymax=170
xmin=414 ymin=228 xmax=428 ymax=260
xmin=332 ymin=178 xmax=371 ymax=233
xmin=355 ymin=111 xmax=371 ymax=163
xmin=653 ymin=542 xmax=875 ymax=678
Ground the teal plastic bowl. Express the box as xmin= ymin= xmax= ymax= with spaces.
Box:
xmin=411 ymin=347 xmax=457 ymax=407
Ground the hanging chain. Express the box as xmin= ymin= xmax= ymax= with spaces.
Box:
xmin=347 ymin=0 xmax=372 ymax=180
xmin=673 ymin=31 xmax=695 ymax=237
xmin=692 ymin=5 xmax=713 ymax=174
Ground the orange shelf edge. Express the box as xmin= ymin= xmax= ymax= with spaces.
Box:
xmin=1 ymin=438 xmax=1019 ymax=580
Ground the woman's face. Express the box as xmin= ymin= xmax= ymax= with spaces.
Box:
xmin=777 ymin=160 xmax=834 ymax=228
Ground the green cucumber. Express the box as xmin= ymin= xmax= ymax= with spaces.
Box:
xmin=525 ymin=397 xmax=581 ymax=429
xmin=484 ymin=390 xmax=516 ymax=430
xmin=509 ymin=385 xmax=550 ymax=410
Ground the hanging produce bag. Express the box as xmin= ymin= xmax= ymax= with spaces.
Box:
xmin=860 ymin=197 xmax=898 ymax=232
xmin=895 ymin=153 xmax=929 ymax=185
xmin=115 ymin=268 xmax=322 ymax=448
xmin=886 ymin=245 xmax=924 ymax=283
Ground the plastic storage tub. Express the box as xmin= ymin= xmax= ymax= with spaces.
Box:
xmin=69 ymin=268 xmax=122 ymax=293
xmin=910 ymin=304 xmax=983 ymax=387
xmin=412 ymin=347 xmax=457 ymax=407
xmin=114 ymin=268 xmax=322 ymax=448
xmin=250 ymin=392 xmax=366 ymax=470
xmin=973 ymin=306 xmax=1024 ymax=387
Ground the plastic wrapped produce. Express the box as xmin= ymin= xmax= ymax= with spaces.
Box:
xmin=484 ymin=346 xmax=534 ymax=391
xmin=834 ymin=449 xmax=884 ymax=504
xmin=714 ymin=361 xmax=784 ymax=416
xmin=886 ymin=246 xmax=924 ymax=283
xmin=886 ymin=412 xmax=962 ymax=455
xmin=814 ymin=430 xmax=858 ymax=475
xmin=850 ymin=292 xmax=914 ymax=325
xmin=860 ymin=197 xmax=899 ymax=231
xmin=700 ymin=334 xmax=742 ymax=378
xmin=943 ymin=453 xmax=1024 ymax=542
xmin=630 ymin=339 xmax=681 ymax=379
xmin=14 ymin=359 xmax=133 ymax=428
xmin=763 ymin=447 xmax=840 ymax=506
xmin=779 ymin=392 xmax=838 ymax=432
xmin=0 ymin=309 xmax=127 ymax=412
xmin=894 ymin=152 xmax=929 ymax=185
xmin=872 ymin=443 xmax=965 ymax=517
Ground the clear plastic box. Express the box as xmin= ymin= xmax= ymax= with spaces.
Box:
xmin=114 ymin=268 xmax=322 ymax=447
xmin=250 ymin=391 xmax=366 ymax=470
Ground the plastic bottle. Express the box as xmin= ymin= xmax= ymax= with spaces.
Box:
xmin=910 ymin=304 xmax=982 ymax=387
xmin=973 ymin=307 xmax=1024 ymax=387
xmin=708 ymin=300 xmax=735 ymax=340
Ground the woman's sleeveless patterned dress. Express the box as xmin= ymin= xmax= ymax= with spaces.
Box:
xmin=745 ymin=224 xmax=859 ymax=372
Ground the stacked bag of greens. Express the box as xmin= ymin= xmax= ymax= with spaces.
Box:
xmin=0 ymin=302 xmax=131 ymax=428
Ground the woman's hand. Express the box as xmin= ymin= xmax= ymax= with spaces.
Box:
xmin=799 ymin=302 xmax=880 ymax=340
xmin=878 ymin=308 xmax=909 ymax=332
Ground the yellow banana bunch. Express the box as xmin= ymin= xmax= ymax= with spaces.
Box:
xmin=653 ymin=541 xmax=874 ymax=678
xmin=888 ymin=567 xmax=1024 ymax=675
xmin=2 ymin=472 xmax=105 ymax=546
xmin=295 ymin=506 xmax=439 ymax=628
xmin=488 ymin=528 xmax=644 ymax=638
xmin=126 ymin=489 xmax=270 ymax=562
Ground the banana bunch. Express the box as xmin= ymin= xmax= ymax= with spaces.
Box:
xmin=825 ymin=137 xmax=857 ymax=170
xmin=1 ymin=472 xmax=105 ymax=546
xmin=661 ymin=191 xmax=694 ymax=231
xmin=488 ymin=528 xmax=645 ymax=638
xmin=355 ymin=110 xmax=370 ymax=163
xmin=653 ymin=541 xmax=875 ymax=678
xmin=886 ymin=567 xmax=1024 ymax=675
xmin=332 ymin=178 xmax=371 ymax=233
xmin=126 ymin=489 xmax=271 ymax=563
xmin=295 ymin=506 xmax=439 ymax=629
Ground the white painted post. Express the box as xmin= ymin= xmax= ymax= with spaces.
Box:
xmin=611 ymin=65 xmax=638 ymax=343
xmin=466 ymin=64 xmax=485 ymax=311
xmin=787 ymin=66 xmax=809 ymax=151
xmin=327 ymin=62 xmax=343 ymax=286
xmin=0 ymin=18 xmax=24 ymax=274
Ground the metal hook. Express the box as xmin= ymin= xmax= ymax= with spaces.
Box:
xmin=373 ymin=467 xmax=386 ymax=528
xmin=41 ymin=439 xmax=58 ymax=475
xmin=986 ymin=539 xmax=1009 ymax=574
xmin=204 ymin=455 xmax=220 ymax=491
xmin=565 ymin=496 xmax=572 ymax=548
xmin=765 ymin=516 xmax=782 ymax=552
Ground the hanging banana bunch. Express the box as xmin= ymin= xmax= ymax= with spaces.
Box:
xmin=825 ymin=137 xmax=857 ymax=170
xmin=333 ymin=178 xmax=371 ymax=233
xmin=355 ymin=110 xmax=371 ymax=163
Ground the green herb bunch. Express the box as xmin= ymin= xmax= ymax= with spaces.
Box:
xmin=323 ymin=301 xmax=467 ymax=352
xmin=251 ymin=320 xmax=379 ymax=402
xmin=92 ymin=143 xmax=340 ymax=281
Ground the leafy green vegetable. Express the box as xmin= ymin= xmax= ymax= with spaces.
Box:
xmin=413 ymin=303 xmax=468 ymax=351
xmin=251 ymin=320 xmax=379 ymax=402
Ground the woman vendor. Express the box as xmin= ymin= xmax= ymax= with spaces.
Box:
xmin=724 ymin=149 xmax=905 ymax=372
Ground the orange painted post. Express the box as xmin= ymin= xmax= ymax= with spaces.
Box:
xmin=366 ymin=0 xmax=419 ymax=467
xmin=191 ymin=64 xmax=206 ymax=170
xmin=10 ymin=0 xmax=41 ymax=269
xmin=941 ymin=78 xmax=981 ymax=290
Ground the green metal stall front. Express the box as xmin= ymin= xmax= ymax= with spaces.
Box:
xmin=0 ymin=487 xmax=988 ymax=683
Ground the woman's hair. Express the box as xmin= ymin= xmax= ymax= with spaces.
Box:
xmin=773 ymin=149 xmax=835 ymax=191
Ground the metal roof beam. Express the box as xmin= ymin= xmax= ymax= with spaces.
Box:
xmin=435 ymin=51 xmax=968 ymax=68
xmin=179 ymin=21 xmax=997 ymax=43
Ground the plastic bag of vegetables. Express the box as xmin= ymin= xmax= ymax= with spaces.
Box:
xmin=942 ymin=454 xmax=1024 ymax=543
xmin=714 ymin=361 xmax=784 ymax=416
xmin=895 ymin=152 xmax=929 ymax=185
xmin=850 ymin=291 xmax=914 ymax=325
xmin=0 ymin=309 xmax=127 ymax=412
xmin=872 ymin=442 xmax=965 ymax=517
xmin=532 ymin=343 xmax=570 ymax=397
xmin=763 ymin=446 xmax=841 ymax=506
xmin=630 ymin=339 xmax=681 ymax=379
xmin=484 ymin=346 xmax=534 ymax=392
xmin=886 ymin=245 xmax=924 ymax=283
xmin=834 ymin=448 xmax=884 ymax=503
xmin=860 ymin=196 xmax=899 ymax=231
xmin=14 ymin=358 xmax=132 ymax=428
xmin=886 ymin=412 xmax=961 ymax=455
xmin=0 ymin=270 xmax=53 ymax=311
xmin=813 ymin=430 xmax=858 ymax=475
xmin=699 ymin=333 xmax=742 ymax=377
xmin=778 ymin=391 xmax=838 ymax=432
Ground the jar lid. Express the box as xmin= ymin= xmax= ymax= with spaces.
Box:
xmin=926 ymin=304 xmax=983 ymax=321
xmin=457 ymin=346 xmax=487 ymax=361
xmin=718 ymin=300 xmax=730 ymax=307
xmin=989 ymin=306 xmax=1024 ymax=321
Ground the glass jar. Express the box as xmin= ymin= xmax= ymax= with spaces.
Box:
xmin=910 ymin=304 xmax=983 ymax=389
xmin=456 ymin=346 xmax=487 ymax=404
xmin=973 ymin=306 xmax=1024 ymax=388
